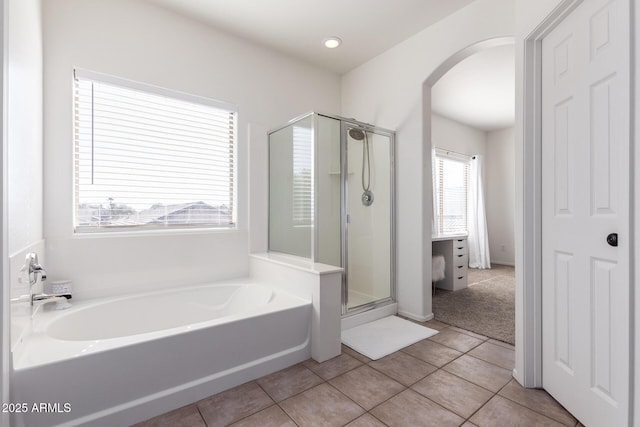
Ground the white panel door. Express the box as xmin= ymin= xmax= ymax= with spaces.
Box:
xmin=541 ymin=0 xmax=630 ymax=426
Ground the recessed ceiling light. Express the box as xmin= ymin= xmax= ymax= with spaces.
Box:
xmin=323 ymin=37 xmax=342 ymax=49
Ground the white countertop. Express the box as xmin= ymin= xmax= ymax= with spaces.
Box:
xmin=432 ymin=234 xmax=468 ymax=242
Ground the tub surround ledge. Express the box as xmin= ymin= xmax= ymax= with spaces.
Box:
xmin=250 ymin=252 xmax=343 ymax=362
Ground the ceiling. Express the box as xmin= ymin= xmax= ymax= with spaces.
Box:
xmin=144 ymin=0 xmax=513 ymax=131
xmin=431 ymin=45 xmax=515 ymax=131
xmin=144 ymin=0 xmax=475 ymax=74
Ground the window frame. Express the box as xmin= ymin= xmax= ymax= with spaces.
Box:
xmin=72 ymin=68 xmax=238 ymax=234
xmin=433 ymin=148 xmax=470 ymax=235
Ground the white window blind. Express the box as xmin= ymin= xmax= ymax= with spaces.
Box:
xmin=73 ymin=69 xmax=236 ymax=231
xmin=435 ymin=152 xmax=469 ymax=234
xmin=292 ymin=125 xmax=313 ymax=225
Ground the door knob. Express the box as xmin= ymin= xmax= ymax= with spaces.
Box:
xmin=606 ymin=233 xmax=618 ymax=247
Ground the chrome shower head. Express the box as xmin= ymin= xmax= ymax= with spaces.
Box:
xmin=348 ymin=128 xmax=365 ymax=140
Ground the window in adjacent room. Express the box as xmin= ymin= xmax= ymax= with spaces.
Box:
xmin=434 ymin=149 xmax=470 ymax=234
xmin=73 ymin=69 xmax=237 ymax=232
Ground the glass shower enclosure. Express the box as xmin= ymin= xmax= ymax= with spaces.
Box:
xmin=268 ymin=112 xmax=395 ymax=316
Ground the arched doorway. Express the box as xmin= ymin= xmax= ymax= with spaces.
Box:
xmin=422 ymin=36 xmax=515 ymax=340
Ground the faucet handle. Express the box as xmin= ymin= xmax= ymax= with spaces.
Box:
xmin=20 ymin=253 xmax=36 ymax=285
xmin=20 ymin=253 xmax=36 ymax=273
xmin=21 ymin=253 xmax=46 ymax=286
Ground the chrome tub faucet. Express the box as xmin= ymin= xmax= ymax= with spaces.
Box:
xmin=22 ymin=252 xmax=47 ymax=286
xmin=15 ymin=252 xmax=71 ymax=310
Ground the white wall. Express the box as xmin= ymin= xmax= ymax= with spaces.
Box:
xmin=634 ymin=0 xmax=640 ymax=421
xmin=486 ymin=126 xmax=515 ymax=265
xmin=431 ymin=113 xmax=487 ymax=157
xmin=3 ymin=0 xmax=44 ymax=411
xmin=6 ymin=0 xmax=44 ymax=308
xmin=7 ymin=0 xmax=42 ymax=256
xmin=0 ymin=0 xmax=6 ymax=421
xmin=341 ymin=0 xmax=514 ymax=321
xmin=42 ymin=0 xmax=341 ymax=300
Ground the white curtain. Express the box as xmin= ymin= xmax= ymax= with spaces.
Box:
xmin=468 ymin=155 xmax=491 ymax=269
xmin=431 ymin=147 xmax=440 ymax=235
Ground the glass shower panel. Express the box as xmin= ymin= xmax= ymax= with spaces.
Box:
xmin=345 ymin=128 xmax=393 ymax=310
xmin=268 ymin=115 xmax=313 ymax=258
xmin=315 ymin=115 xmax=342 ymax=267
xmin=268 ymin=112 xmax=395 ymax=317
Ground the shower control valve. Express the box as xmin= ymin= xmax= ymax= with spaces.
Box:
xmin=362 ymin=190 xmax=374 ymax=206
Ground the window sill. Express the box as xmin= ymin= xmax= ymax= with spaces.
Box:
xmin=72 ymin=226 xmax=242 ymax=239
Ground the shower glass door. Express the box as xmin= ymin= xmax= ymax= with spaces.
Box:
xmin=268 ymin=113 xmax=395 ymax=317
xmin=342 ymin=122 xmax=395 ymax=313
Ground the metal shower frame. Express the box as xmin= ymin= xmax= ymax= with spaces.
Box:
xmin=268 ymin=112 xmax=396 ymax=317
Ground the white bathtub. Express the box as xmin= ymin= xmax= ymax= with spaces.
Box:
xmin=11 ymin=279 xmax=312 ymax=427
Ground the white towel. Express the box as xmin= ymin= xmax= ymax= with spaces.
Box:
xmin=432 ymin=255 xmax=445 ymax=282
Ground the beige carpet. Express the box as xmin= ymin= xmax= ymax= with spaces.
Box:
xmin=433 ymin=265 xmax=515 ymax=345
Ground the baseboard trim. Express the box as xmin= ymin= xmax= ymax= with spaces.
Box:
xmin=491 ymin=261 xmax=515 ymax=267
xmin=397 ymin=310 xmax=434 ymax=323
xmin=341 ymin=304 xmax=397 ymax=330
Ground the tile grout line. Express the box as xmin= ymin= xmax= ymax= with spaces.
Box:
xmin=447 ymin=328 xmax=491 ymax=341
xmin=365 ymin=338 xmax=501 ymax=422
xmin=406 ymin=363 xmax=487 ymax=422
xmin=321 ymin=381 xmax=373 ymax=425
xmin=438 ymin=334 xmax=519 ymax=425
xmin=214 ymin=322 xmax=510 ymax=426
xmin=138 ymin=308 xmax=568 ymax=427
xmin=178 ymin=356 xmax=559 ymax=426
xmin=420 ymin=326 xmax=515 ymax=372
xmin=311 ymin=354 xmax=367 ymax=381
xmin=495 ymin=383 xmax=571 ymax=426
xmin=203 ymin=354 xmax=367 ymax=426
xmin=405 ymin=330 xmax=518 ymax=422
xmin=495 ymin=387 xmax=577 ymax=427
xmin=435 ymin=322 xmax=510 ymax=347
xmin=149 ymin=310 xmax=555 ymax=427
xmin=461 ymin=374 xmax=511 ymax=425
xmin=433 ymin=365 xmax=499 ymax=396
xmin=341 ymin=349 xmax=441 ymax=425
xmin=437 ymin=320 xmax=516 ymax=351
xmin=221 ymin=381 xmax=278 ymax=427
xmin=196 ymin=404 xmax=209 ymax=427
xmin=456 ymin=370 xmax=573 ymax=427
xmin=463 ymin=351 xmax=516 ymax=372
xmin=363 ymin=340 xmax=508 ymax=424
xmin=365 ymin=412 xmax=390 ymax=426
xmin=259 ymin=362 xmax=372 ymax=426
xmin=426 ymin=336 xmax=487 ymax=354
xmin=275 ymin=399 xmax=301 ymax=427
xmin=252 ymin=380 xmax=300 ymax=427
